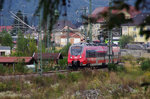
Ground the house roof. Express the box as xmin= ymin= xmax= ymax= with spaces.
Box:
xmin=53 ymin=20 xmax=77 ymax=30
xmin=0 ymin=26 xmax=13 ymax=32
xmin=122 ymin=13 xmax=150 ymax=26
xmin=61 ymin=33 xmax=81 ymax=38
xmin=92 ymin=6 xmax=141 ymax=23
xmin=0 ymin=46 xmax=11 ymax=50
xmin=33 ymin=53 xmax=63 ymax=60
xmin=0 ymin=57 xmax=33 ymax=63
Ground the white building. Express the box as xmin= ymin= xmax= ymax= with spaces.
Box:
xmin=0 ymin=46 xmax=11 ymax=56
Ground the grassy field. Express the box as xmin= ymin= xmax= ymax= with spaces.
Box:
xmin=0 ymin=56 xmax=150 ymax=99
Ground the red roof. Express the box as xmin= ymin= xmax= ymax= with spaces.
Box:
xmin=61 ymin=33 xmax=81 ymax=38
xmin=0 ymin=57 xmax=33 ymax=63
xmin=92 ymin=6 xmax=141 ymax=22
xmin=33 ymin=53 xmax=63 ymax=60
xmin=0 ymin=26 xmax=13 ymax=32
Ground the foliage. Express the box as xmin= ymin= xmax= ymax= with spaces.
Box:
xmin=119 ymin=35 xmax=134 ymax=48
xmin=15 ymin=32 xmax=37 ymax=56
xmin=0 ymin=64 xmax=7 ymax=75
xmin=58 ymin=57 xmax=67 ymax=67
xmin=140 ymin=59 xmax=150 ymax=71
xmin=0 ymin=30 xmax=13 ymax=48
xmin=60 ymin=43 xmax=71 ymax=56
xmin=136 ymin=57 xmax=146 ymax=64
xmin=16 ymin=31 xmax=28 ymax=56
xmin=108 ymin=63 xmax=126 ymax=72
xmin=27 ymin=36 xmax=37 ymax=56
xmin=1 ymin=32 xmax=13 ymax=48
xmin=15 ymin=60 xmax=28 ymax=73
xmin=68 ymin=72 xmax=83 ymax=82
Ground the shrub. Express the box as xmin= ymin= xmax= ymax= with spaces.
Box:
xmin=0 ymin=65 xmax=7 ymax=74
xmin=108 ymin=63 xmax=126 ymax=72
xmin=67 ymin=72 xmax=82 ymax=82
xmin=58 ymin=57 xmax=68 ymax=69
xmin=121 ymin=55 xmax=135 ymax=62
xmin=0 ymin=82 xmax=6 ymax=92
xmin=108 ymin=63 xmax=117 ymax=71
xmin=119 ymin=35 xmax=134 ymax=48
xmin=15 ymin=61 xmax=28 ymax=73
xmin=140 ymin=59 xmax=150 ymax=71
xmin=60 ymin=43 xmax=71 ymax=56
xmin=136 ymin=57 xmax=146 ymax=64
xmin=57 ymin=73 xmax=66 ymax=80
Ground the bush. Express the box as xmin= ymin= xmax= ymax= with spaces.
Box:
xmin=58 ymin=57 xmax=68 ymax=68
xmin=136 ymin=57 xmax=146 ymax=64
xmin=140 ymin=59 xmax=150 ymax=71
xmin=108 ymin=63 xmax=126 ymax=72
xmin=15 ymin=61 xmax=28 ymax=73
xmin=67 ymin=72 xmax=82 ymax=82
xmin=0 ymin=82 xmax=7 ymax=92
xmin=60 ymin=43 xmax=71 ymax=56
xmin=121 ymin=55 xmax=135 ymax=62
xmin=0 ymin=65 xmax=7 ymax=74
xmin=57 ymin=73 xmax=66 ymax=80
xmin=119 ymin=35 xmax=134 ymax=48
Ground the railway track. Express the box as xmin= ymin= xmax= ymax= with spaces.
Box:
xmin=0 ymin=66 xmax=110 ymax=80
xmin=0 ymin=70 xmax=71 ymax=80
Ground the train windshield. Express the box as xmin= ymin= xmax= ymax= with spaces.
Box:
xmin=71 ymin=46 xmax=83 ymax=56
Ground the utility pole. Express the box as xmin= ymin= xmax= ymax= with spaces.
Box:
xmin=37 ymin=9 xmax=43 ymax=76
xmin=108 ymin=0 xmax=113 ymax=63
xmin=89 ymin=0 xmax=92 ymax=42
xmin=76 ymin=7 xmax=88 ymax=41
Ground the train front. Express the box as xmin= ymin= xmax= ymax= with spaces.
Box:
xmin=68 ymin=45 xmax=86 ymax=68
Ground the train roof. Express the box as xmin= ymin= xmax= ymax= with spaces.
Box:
xmin=72 ymin=42 xmax=107 ymax=47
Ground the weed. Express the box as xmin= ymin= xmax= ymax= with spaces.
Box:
xmin=108 ymin=63 xmax=126 ymax=72
xmin=67 ymin=72 xmax=83 ymax=82
xmin=140 ymin=59 xmax=150 ymax=71
xmin=57 ymin=73 xmax=66 ymax=80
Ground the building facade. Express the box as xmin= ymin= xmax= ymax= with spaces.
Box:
xmin=122 ymin=13 xmax=150 ymax=43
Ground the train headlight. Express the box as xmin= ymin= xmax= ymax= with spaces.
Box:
xmin=70 ymin=56 xmax=72 ymax=59
xmin=80 ymin=55 xmax=82 ymax=58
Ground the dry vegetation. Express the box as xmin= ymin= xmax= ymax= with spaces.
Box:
xmin=0 ymin=55 xmax=150 ymax=99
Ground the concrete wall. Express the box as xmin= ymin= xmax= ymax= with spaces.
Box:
xmin=121 ymin=49 xmax=150 ymax=58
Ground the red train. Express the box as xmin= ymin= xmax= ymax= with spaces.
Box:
xmin=68 ymin=42 xmax=120 ymax=69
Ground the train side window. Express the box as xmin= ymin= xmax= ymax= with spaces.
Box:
xmin=96 ymin=52 xmax=106 ymax=57
xmin=86 ymin=50 xmax=96 ymax=58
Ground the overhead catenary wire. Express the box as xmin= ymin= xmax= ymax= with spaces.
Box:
xmin=10 ymin=11 xmax=34 ymax=30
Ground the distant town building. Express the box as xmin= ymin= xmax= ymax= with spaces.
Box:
xmin=0 ymin=26 xmax=13 ymax=32
xmin=60 ymin=32 xmax=82 ymax=46
xmin=122 ymin=13 xmax=150 ymax=43
xmin=0 ymin=46 xmax=11 ymax=56
xmin=90 ymin=6 xmax=140 ymax=40
xmin=52 ymin=20 xmax=83 ymax=46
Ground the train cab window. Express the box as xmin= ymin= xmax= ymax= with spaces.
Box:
xmin=71 ymin=46 xmax=83 ymax=56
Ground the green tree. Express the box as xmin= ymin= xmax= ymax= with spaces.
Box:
xmin=16 ymin=31 xmax=28 ymax=56
xmin=1 ymin=32 xmax=13 ymax=48
xmin=60 ymin=43 xmax=71 ymax=56
xmin=27 ymin=36 xmax=37 ymax=56
xmin=0 ymin=30 xmax=7 ymax=44
xmin=119 ymin=35 xmax=134 ymax=48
